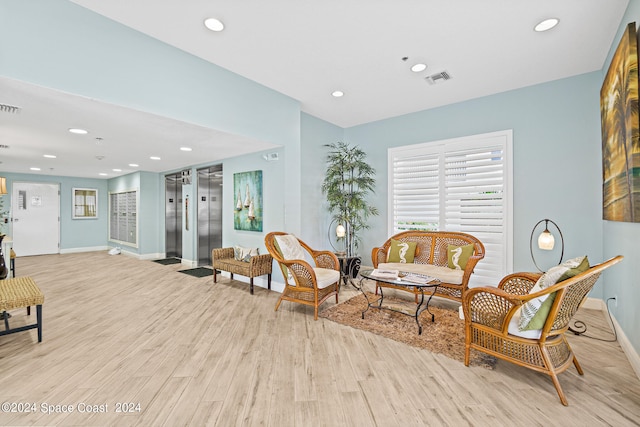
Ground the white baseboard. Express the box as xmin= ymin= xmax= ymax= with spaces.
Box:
xmin=60 ymin=246 xmax=109 ymax=254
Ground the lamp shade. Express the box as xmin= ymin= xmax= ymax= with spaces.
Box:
xmin=0 ymin=177 xmax=7 ymax=195
xmin=538 ymin=229 xmax=555 ymax=250
xmin=336 ymin=224 xmax=346 ymax=238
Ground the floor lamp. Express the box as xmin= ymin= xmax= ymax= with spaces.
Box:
xmin=529 ymin=218 xmax=564 ymax=272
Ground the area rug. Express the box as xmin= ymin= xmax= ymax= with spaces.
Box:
xmin=320 ymin=292 xmax=496 ymax=369
xmin=153 ymin=257 xmax=182 ymax=265
xmin=178 ymin=267 xmax=213 ymax=278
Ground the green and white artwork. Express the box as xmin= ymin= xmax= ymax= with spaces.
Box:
xmin=234 ymin=170 xmax=263 ymax=232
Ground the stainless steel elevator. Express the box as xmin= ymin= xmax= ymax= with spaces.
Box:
xmin=165 ymin=173 xmax=183 ymax=259
xmin=197 ymin=165 xmax=223 ymax=266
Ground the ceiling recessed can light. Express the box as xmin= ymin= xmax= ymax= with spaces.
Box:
xmin=332 ymin=90 xmax=344 ymax=98
xmin=411 ymin=63 xmax=427 ymax=73
xmin=204 ymin=18 xmax=225 ymax=32
xmin=30 ymin=167 xmax=41 ymax=171
xmin=99 ymin=173 xmax=108 ymax=176
xmin=112 ymin=168 xmax=122 ymax=172
xmin=180 ymin=147 xmax=192 ymax=152
xmin=534 ymin=18 xmax=559 ymax=32
xmin=68 ymin=128 xmax=88 ymax=135
xmin=129 ymin=163 xmax=139 ymax=167
xmin=43 ymin=154 xmax=56 ymax=159
xmin=150 ymin=156 xmax=161 ymax=160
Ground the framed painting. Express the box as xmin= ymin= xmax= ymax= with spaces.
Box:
xmin=601 ymin=22 xmax=640 ymax=222
xmin=233 ymin=170 xmax=263 ymax=231
xmin=73 ymin=188 xmax=98 ymax=219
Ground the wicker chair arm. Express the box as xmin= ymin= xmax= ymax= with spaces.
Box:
xmin=212 ymin=247 xmax=235 ymax=261
xmin=463 ymin=286 xmax=524 ymax=332
xmin=497 ymin=272 xmax=542 ymax=295
xmin=311 ymin=250 xmax=340 ymax=270
xmin=278 ymin=258 xmax=318 ymax=289
xmin=371 ymin=247 xmax=386 ymax=267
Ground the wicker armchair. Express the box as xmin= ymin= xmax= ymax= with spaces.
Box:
xmin=462 ymin=255 xmax=623 ymax=406
xmin=264 ymin=232 xmax=340 ymax=320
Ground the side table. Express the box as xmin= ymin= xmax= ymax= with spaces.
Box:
xmin=335 ymin=254 xmax=361 ymax=288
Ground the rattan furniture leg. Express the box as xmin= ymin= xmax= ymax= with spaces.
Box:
xmin=0 ymin=277 xmax=44 ymax=342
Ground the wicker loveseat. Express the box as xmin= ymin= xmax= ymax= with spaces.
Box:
xmin=371 ymin=230 xmax=485 ymax=302
xmin=212 ymin=247 xmax=272 ymax=294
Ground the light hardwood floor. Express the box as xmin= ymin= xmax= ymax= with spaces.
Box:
xmin=0 ymin=252 xmax=639 ymax=426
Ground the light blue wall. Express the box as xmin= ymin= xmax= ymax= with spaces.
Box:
xmin=338 ymin=72 xmax=604 ymax=281
xmin=300 ymin=113 xmax=345 ymax=249
xmin=0 ymin=172 xmax=108 ymax=250
xmin=600 ymin=0 xmax=640 ymax=354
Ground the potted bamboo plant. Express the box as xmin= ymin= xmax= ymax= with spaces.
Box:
xmin=322 ymin=142 xmax=378 ymax=271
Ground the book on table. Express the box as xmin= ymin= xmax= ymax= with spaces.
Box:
xmin=370 ymin=269 xmax=399 ymax=280
xmin=401 ymin=273 xmax=436 ymax=284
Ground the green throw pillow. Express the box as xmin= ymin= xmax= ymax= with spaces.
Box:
xmin=520 ymin=256 xmax=590 ymax=331
xmin=387 ymin=239 xmax=417 ymax=263
xmin=447 ymin=244 xmax=474 ymax=270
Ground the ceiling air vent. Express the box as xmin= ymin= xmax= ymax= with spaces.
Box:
xmin=0 ymin=103 xmax=21 ymax=114
xmin=425 ymin=71 xmax=452 ymax=85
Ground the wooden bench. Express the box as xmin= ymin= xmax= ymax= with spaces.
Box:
xmin=0 ymin=276 xmax=44 ymax=342
xmin=212 ymin=248 xmax=273 ymax=294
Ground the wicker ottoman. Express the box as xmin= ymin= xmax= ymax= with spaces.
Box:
xmin=0 ymin=276 xmax=44 ymax=342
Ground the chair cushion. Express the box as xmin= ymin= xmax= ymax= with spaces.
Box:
xmin=313 ymin=268 xmax=340 ymax=289
xmin=274 ymin=234 xmax=306 ymax=260
xmin=387 ymin=239 xmax=417 ymax=263
xmin=518 ymin=256 xmax=590 ymax=331
xmin=447 ymin=244 xmax=475 ymax=270
xmin=378 ymin=262 xmax=464 ymax=285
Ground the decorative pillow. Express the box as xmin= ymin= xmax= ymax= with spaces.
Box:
xmin=274 ymin=234 xmax=306 ymax=261
xmin=234 ymin=246 xmax=259 ymax=262
xmin=519 ymin=256 xmax=590 ymax=331
xmin=447 ymin=244 xmax=474 ymax=270
xmin=387 ymin=239 xmax=417 ymax=263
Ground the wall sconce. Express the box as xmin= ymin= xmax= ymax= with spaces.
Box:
xmin=0 ymin=177 xmax=7 ymax=195
xmin=530 ymin=218 xmax=564 ymax=271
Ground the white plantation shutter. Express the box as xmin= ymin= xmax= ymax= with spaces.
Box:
xmin=389 ymin=130 xmax=512 ymax=287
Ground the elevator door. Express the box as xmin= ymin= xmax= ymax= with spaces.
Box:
xmin=197 ymin=165 xmax=223 ymax=266
xmin=165 ymin=173 xmax=183 ymax=258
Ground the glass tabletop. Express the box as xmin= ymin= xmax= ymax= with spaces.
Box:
xmin=359 ymin=268 xmax=439 ymax=288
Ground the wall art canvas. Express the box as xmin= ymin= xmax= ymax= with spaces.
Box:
xmin=601 ymin=22 xmax=640 ymax=222
xmin=234 ymin=170 xmax=263 ymax=231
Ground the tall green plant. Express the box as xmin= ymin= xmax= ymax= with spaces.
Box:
xmin=322 ymin=141 xmax=378 ymax=256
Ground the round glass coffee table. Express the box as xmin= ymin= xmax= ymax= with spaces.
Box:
xmin=358 ymin=269 xmax=440 ymax=335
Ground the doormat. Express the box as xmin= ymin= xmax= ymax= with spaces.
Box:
xmin=320 ymin=292 xmax=496 ymax=369
xmin=178 ymin=267 xmax=213 ymax=278
xmin=153 ymin=258 xmax=182 ymax=265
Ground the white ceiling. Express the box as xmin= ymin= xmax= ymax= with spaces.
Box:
xmin=0 ymin=0 xmax=630 ymax=179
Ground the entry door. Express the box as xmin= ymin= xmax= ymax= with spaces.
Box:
xmin=12 ymin=182 xmax=60 ymax=256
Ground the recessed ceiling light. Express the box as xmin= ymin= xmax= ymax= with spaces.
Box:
xmin=99 ymin=173 xmax=108 ymax=176
xmin=68 ymin=128 xmax=88 ymax=135
xmin=43 ymin=154 xmax=56 ymax=159
xmin=129 ymin=163 xmax=139 ymax=167
xmin=150 ymin=156 xmax=161 ymax=160
xmin=30 ymin=167 xmax=41 ymax=171
xmin=411 ymin=63 xmax=427 ymax=73
xmin=180 ymin=147 xmax=192 ymax=152
xmin=534 ymin=18 xmax=559 ymax=32
xmin=204 ymin=18 xmax=225 ymax=32
xmin=112 ymin=168 xmax=122 ymax=172
xmin=332 ymin=90 xmax=344 ymax=98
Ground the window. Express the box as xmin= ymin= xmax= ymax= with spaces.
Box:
xmin=109 ymin=190 xmax=138 ymax=247
xmin=388 ymin=130 xmax=513 ymax=286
